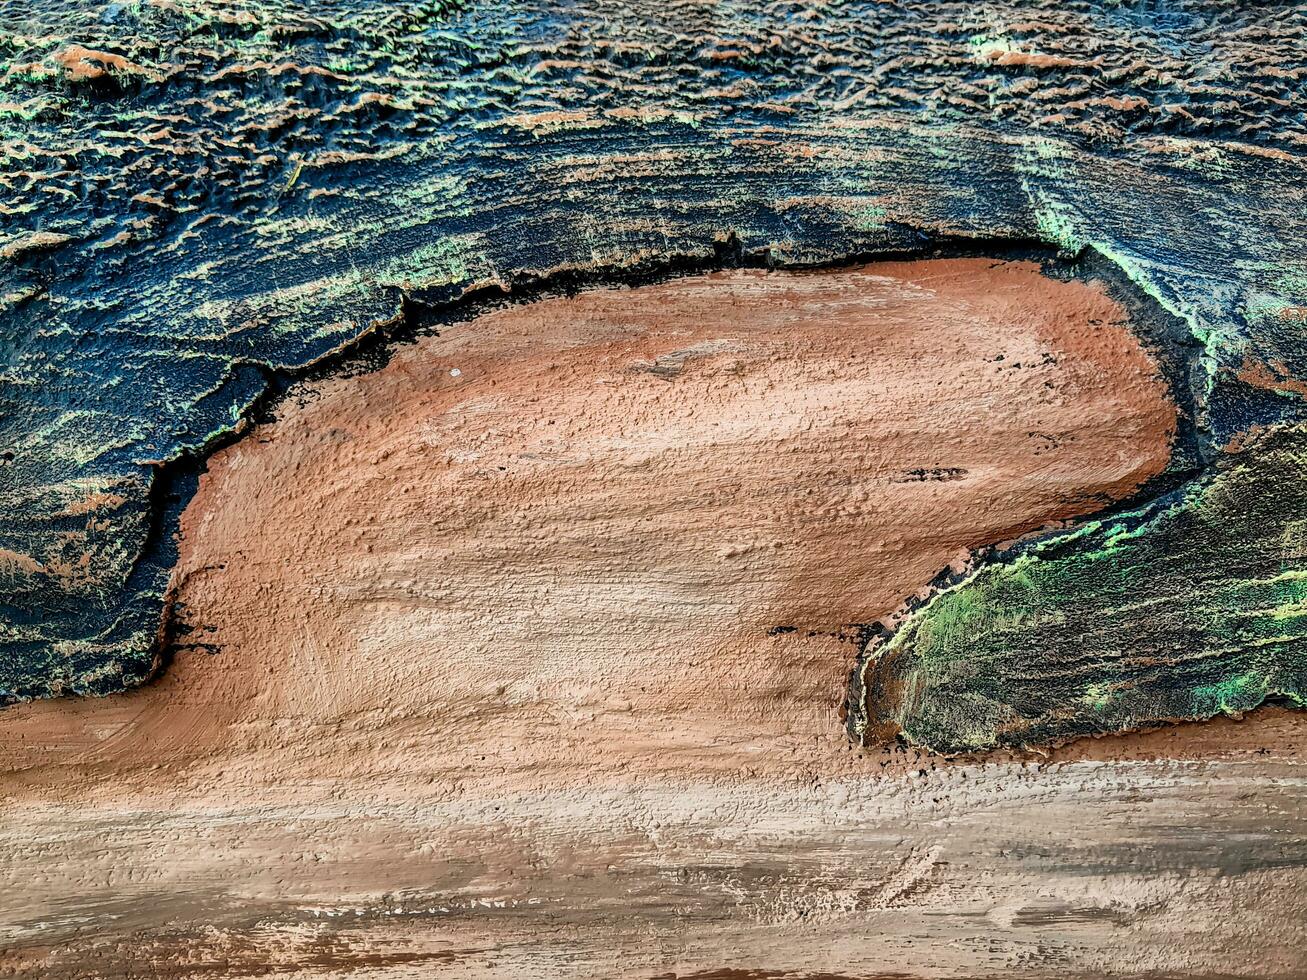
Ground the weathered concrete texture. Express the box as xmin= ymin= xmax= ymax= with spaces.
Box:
xmin=0 ymin=0 xmax=1304 ymax=705
xmin=4 ymin=740 xmax=1307 ymax=979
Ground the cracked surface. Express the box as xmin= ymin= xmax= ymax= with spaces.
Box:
xmin=0 ymin=3 xmax=1305 ymax=968
xmin=853 ymin=423 xmax=1307 ymax=753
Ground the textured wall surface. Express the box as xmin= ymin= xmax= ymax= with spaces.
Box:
xmin=1 ymin=0 xmax=1304 ymax=725
xmin=7 ymin=261 xmax=1306 ymax=978
xmin=1 ymin=1 xmax=1306 ymax=976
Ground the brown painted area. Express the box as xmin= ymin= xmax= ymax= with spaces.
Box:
xmin=1237 ymin=356 xmax=1307 ymax=399
xmin=1046 ymin=704 xmax=1307 ymax=763
xmin=5 ymin=260 xmax=1303 ymax=978
xmin=1 ymin=258 xmax=1175 ymax=798
xmin=51 ymin=43 xmax=162 ymax=82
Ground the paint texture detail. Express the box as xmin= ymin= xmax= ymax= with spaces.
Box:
xmin=1 ymin=1 xmax=1305 ymax=725
xmin=852 ymin=425 xmax=1307 ymax=754
xmin=12 ymin=262 xmax=1297 ymax=979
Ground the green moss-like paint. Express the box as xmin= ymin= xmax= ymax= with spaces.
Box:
xmin=853 ymin=424 xmax=1307 ymax=753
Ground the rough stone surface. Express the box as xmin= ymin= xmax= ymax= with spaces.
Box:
xmin=3 ymin=259 xmax=1178 ymax=787
xmin=1 ymin=2 xmax=1306 ymax=974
